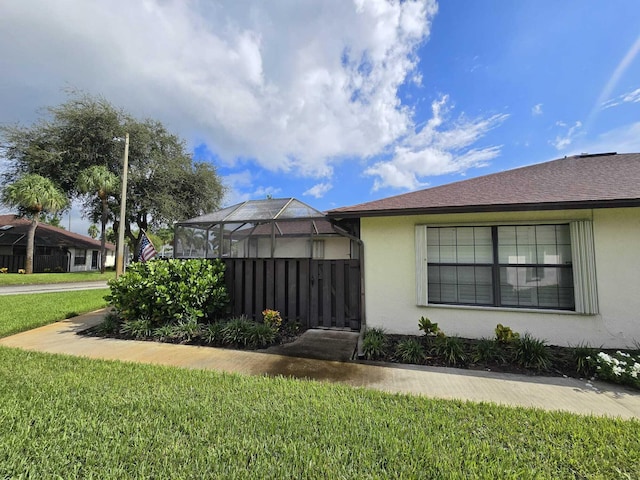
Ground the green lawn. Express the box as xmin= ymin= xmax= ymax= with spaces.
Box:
xmin=0 ymin=271 xmax=115 ymax=286
xmin=0 ymin=347 xmax=638 ymax=478
xmin=0 ymin=289 xmax=109 ymax=338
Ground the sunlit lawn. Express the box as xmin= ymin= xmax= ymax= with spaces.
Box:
xmin=0 ymin=271 xmax=115 ymax=286
xmin=0 ymin=289 xmax=109 ymax=338
xmin=0 ymin=347 xmax=638 ymax=479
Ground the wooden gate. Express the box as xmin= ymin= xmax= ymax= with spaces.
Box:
xmin=223 ymin=258 xmax=361 ymax=330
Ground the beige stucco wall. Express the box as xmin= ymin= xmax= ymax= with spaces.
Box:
xmin=361 ymin=207 xmax=640 ymax=348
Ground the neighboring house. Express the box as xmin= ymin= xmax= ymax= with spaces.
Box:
xmin=0 ymin=215 xmax=115 ymax=273
xmin=328 ymin=152 xmax=640 ymax=348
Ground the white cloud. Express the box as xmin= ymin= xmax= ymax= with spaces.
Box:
xmin=551 ymin=120 xmax=583 ymax=150
xmin=601 ymin=87 xmax=640 ymax=109
xmin=565 ymin=121 xmax=640 ymax=155
xmin=222 ymin=170 xmax=281 ymax=206
xmin=365 ymin=95 xmax=509 ymax=190
xmin=0 ymin=0 xmax=438 ymax=178
xmin=531 ymin=103 xmax=543 ymax=115
xmin=303 ymin=182 xmax=333 ymax=199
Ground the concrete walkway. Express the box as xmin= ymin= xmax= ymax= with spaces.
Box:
xmin=1 ymin=310 xmax=639 ymax=420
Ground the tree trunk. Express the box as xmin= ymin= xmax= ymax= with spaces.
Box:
xmin=25 ymin=218 xmax=38 ymax=274
xmin=100 ymin=196 xmax=108 ymax=274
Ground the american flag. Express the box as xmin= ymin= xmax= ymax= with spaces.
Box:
xmin=137 ymin=231 xmax=157 ymax=262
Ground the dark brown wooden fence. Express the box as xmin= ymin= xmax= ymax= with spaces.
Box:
xmin=0 ymin=255 xmax=69 ymax=273
xmin=223 ymin=258 xmax=361 ymax=330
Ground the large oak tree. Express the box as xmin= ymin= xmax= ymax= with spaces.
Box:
xmin=1 ymin=92 xmax=225 ymax=260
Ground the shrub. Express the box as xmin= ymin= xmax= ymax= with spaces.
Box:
xmin=395 ymin=338 xmax=425 ymax=364
xmin=152 ymin=324 xmax=174 ymax=342
xmin=249 ymin=323 xmax=277 ymax=348
xmin=222 ymin=316 xmax=254 ymax=347
xmin=169 ymin=317 xmax=201 ymax=343
xmin=202 ymin=322 xmax=224 ymax=345
xmin=570 ymin=342 xmax=598 ymax=377
xmin=262 ymin=309 xmax=282 ymax=330
xmin=433 ymin=336 xmax=466 ymax=366
xmin=97 ymin=312 xmax=120 ymax=335
xmin=362 ymin=328 xmax=387 ymax=360
xmin=418 ymin=316 xmax=442 ymax=337
xmin=591 ymin=351 xmax=640 ymax=390
xmin=495 ymin=324 xmax=520 ymax=344
xmin=120 ymin=318 xmax=153 ymax=339
xmin=514 ymin=333 xmax=550 ymax=371
xmin=473 ymin=337 xmax=507 ymax=365
xmin=106 ymin=259 xmax=228 ymax=325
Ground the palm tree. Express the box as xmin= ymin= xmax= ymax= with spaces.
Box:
xmin=87 ymin=224 xmax=99 ymax=239
xmin=1 ymin=174 xmax=68 ymax=274
xmin=77 ymin=165 xmax=119 ymax=273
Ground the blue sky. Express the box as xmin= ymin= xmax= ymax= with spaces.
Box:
xmin=1 ymin=1 xmax=640 ymax=233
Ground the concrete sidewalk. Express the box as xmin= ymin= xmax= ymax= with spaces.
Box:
xmin=1 ymin=310 xmax=639 ymax=420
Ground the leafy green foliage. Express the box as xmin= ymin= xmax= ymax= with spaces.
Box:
xmin=106 ymin=258 xmax=228 ymax=325
xmin=1 ymin=174 xmax=69 ymax=273
xmin=395 ymin=338 xmax=425 ymax=364
xmin=248 ymin=323 xmax=277 ymax=348
xmin=591 ymin=351 xmax=640 ymax=390
xmin=514 ymin=333 xmax=551 ymax=371
xmin=96 ymin=313 xmax=121 ymax=335
xmin=418 ymin=316 xmax=442 ymax=336
xmin=571 ymin=342 xmax=598 ymax=377
xmin=169 ymin=317 xmax=202 ymax=343
xmin=120 ymin=318 xmax=153 ymax=339
xmin=495 ymin=323 xmax=520 ymax=343
xmin=262 ymin=309 xmax=282 ymax=330
xmin=221 ymin=316 xmax=254 ymax=347
xmin=1 ymin=92 xmax=225 ymax=248
xmin=152 ymin=324 xmax=174 ymax=342
xmin=434 ymin=335 xmax=467 ymax=366
xmin=202 ymin=322 xmax=224 ymax=345
xmin=362 ymin=327 xmax=387 ymax=360
xmin=472 ymin=337 xmax=509 ymax=365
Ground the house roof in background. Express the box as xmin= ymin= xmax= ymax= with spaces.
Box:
xmin=327 ymin=153 xmax=640 ymax=218
xmin=0 ymin=215 xmax=115 ymax=250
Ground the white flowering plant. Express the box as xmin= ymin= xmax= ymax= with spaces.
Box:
xmin=589 ymin=350 xmax=640 ymax=390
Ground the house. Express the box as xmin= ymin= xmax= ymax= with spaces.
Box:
xmin=0 ymin=215 xmax=115 ymax=273
xmin=327 ymin=152 xmax=640 ymax=348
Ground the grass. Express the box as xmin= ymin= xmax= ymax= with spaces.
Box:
xmin=0 ymin=347 xmax=638 ymax=478
xmin=0 ymin=271 xmax=115 ymax=286
xmin=0 ymin=289 xmax=109 ymax=338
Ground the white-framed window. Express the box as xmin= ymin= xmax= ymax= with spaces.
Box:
xmin=74 ymin=249 xmax=87 ymax=266
xmin=416 ymin=221 xmax=598 ymax=313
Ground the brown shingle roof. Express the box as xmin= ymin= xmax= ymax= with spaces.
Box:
xmin=328 ymin=152 xmax=640 ymax=218
xmin=0 ymin=215 xmax=115 ymax=250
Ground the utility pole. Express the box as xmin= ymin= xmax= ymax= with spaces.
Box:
xmin=115 ymin=133 xmax=129 ymax=278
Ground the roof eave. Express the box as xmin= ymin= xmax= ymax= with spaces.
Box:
xmin=327 ymin=198 xmax=640 ymax=219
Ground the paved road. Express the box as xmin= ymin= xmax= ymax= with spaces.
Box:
xmin=0 ymin=281 xmax=109 ymax=295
